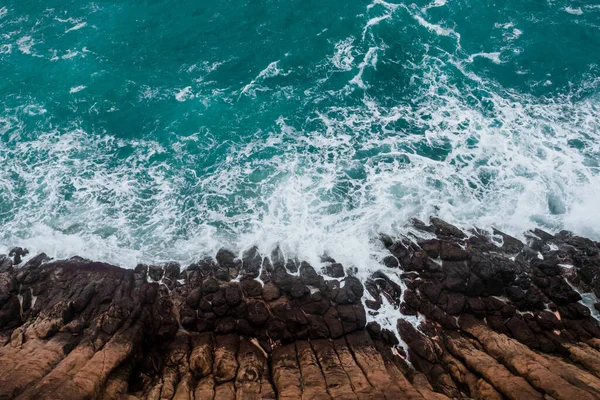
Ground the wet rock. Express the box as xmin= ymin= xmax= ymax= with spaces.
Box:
xmin=0 ymin=256 xmax=12 ymax=272
xmin=323 ymin=262 xmax=345 ymax=278
xmin=439 ymin=241 xmax=467 ymax=261
xmin=8 ymin=247 xmax=28 ymax=265
xmin=148 ymin=265 xmax=163 ymax=281
xmin=493 ymin=228 xmax=525 ymax=254
xmin=240 ymin=278 xmax=262 ymax=297
xmin=299 ymin=261 xmax=322 ymax=287
xmin=242 ymin=246 xmax=262 ymax=279
xmin=23 ymin=253 xmax=50 ymax=269
xmin=247 ymin=300 xmax=269 ymax=326
xmin=202 ymin=277 xmax=220 ymax=295
xmin=382 ymin=255 xmax=399 ymax=268
xmin=430 ymin=217 xmax=466 ymax=239
xmin=216 ymin=249 xmax=238 ymax=269
xmin=334 ymin=276 xmax=364 ymax=305
xmin=262 ymin=281 xmax=280 ymax=301
xmin=2 ymin=221 xmax=600 ymax=400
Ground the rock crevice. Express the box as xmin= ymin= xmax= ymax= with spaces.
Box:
xmin=2 ymin=219 xmax=600 ymax=399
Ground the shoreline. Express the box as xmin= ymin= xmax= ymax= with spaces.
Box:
xmin=2 ymin=217 xmax=600 ymax=399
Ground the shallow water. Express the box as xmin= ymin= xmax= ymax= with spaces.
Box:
xmin=1 ymin=0 xmax=599 ymax=269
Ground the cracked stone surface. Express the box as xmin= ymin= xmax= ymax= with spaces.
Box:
xmin=2 ymin=219 xmax=600 ymax=399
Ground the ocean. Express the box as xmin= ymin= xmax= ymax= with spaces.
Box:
xmin=1 ymin=0 xmax=599 ymax=270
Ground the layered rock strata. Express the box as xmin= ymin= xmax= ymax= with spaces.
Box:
xmin=1 ymin=218 xmax=600 ymax=399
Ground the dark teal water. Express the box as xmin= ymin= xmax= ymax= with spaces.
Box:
xmin=1 ymin=0 xmax=599 ymax=267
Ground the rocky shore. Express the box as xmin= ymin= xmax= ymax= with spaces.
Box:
xmin=2 ymin=218 xmax=600 ymax=399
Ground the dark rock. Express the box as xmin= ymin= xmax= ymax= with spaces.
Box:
xmin=418 ymin=239 xmax=441 ymax=258
xmin=225 ymin=284 xmax=243 ymax=306
xmin=247 ymin=301 xmax=269 ymax=326
xmin=240 ymin=279 xmax=262 ymax=297
xmin=285 ymin=258 xmax=298 ymax=273
xmin=334 ymin=276 xmax=364 ymax=304
xmin=216 ymin=249 xmax=238 ymax=269
xmin=271 ymin=265 xmax=293 ymax=292
xmin=506 ymin=285 xmax=526 ymax=301
xmin=323 ymin=262 xmax=345 ymax=278
xmin=439 ymin=241 xmax=467 ymax=261
xmin=262 ymin=281 xmax=280 ymax=301
xmin=8 ymin=247 xmax=28 ymax=265
xmin=379 ymin=233 xmax=395 ymax=247
xmin=493 ymin=228 xmax=525 ymax=254
xmin=23 ymin=253 xmax=50 ymax=269
xmin=411 ymin=218 xmax=436 ymax=233
xmin=241 ymin=246 xmax=262 ymax=278
xmin=382 ymin=256 xmax=399 ymax=269
xmin=215 ymin=267 xmax=231 ymax=282
xmin=299 ymin=262 xmax=322 ymax=286
xmin=0 ymin=256 xmax=12 ymax=272
xmin=186 ymin=287 xmax=202 ymax=309
xmin=163 ymin=262 xmax=180 ymax=281
xmin=270 ymin=246 xmax=285 ymax=268
xmin=369 ymin=271 xmax=401 ymax=307
xmin=148 ymin=265 xmax=163 ymax=281
xmin=506 ymin=316 xmax=539 ymax=349
xmin=307 ymin=315 xmax=330 ymax=339
xmin=215 ymin=317 xmax=237 ymax=334
xmin=290 ymin=277 xmax=309 ymax=298
xmin=430 ymin=217 xmax=466 ymax=239
xmin=202 ymin=277 xmax=220 ymax=295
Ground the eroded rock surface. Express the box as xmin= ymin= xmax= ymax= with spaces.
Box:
xmin=1 ymin=219 xmax=600 ymax=399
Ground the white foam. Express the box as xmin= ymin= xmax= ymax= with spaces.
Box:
xmin=16 ymin=36 xmax=34 ymax=54
xmin=421 ymin=0 xmax=447 ymax=12
xmin=69 ymin=85 xmax=87 ymax=94
xmin=61 ymin=49 xmax=80 ymax=59
xmin=0 ymin=44 xmax=12 ymax=54
xmin=0 ymin=7 xmax=8 ymax=19
xmin=331 ymin=38 xmax=355 ymax=71
xmin=467 ymin=52 xmax=503 ymax=64
xmin=175 ymin=86 xmax=194 ymax=102
xmin=350 ymin=47 xmax=379 ymax=89
xmin=363 ymin=15 xmax=390 ymax=40
xmin=565 ymin=6 xmax=584 ymax=15
xmin=0 ymin=0 xmax=599 ymax=284
xmin=240 ymin=60 xmax=285 ymax=98
xmin=65 ymin=21 xmax=87 ymax=33
xmin=412 ymin=14 xmax=461 ymax=45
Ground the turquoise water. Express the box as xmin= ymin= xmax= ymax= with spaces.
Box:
xmin=1 ymin=0 xmax=599 ymax=267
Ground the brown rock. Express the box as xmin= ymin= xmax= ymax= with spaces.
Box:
xmin=190 ymin=332 xmax=214 ymax=378
xmin=214 ymin=334 xmax=239 ymax=383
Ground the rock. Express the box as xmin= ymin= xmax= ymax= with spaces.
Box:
xmin=8 ymin=247 xmax=28 ymax=265
xmin=242 ymin=246 xmax=262 ymax=278
xmin=334 ymin=276 xmax=364 ymax=304
xmin=262 ymin=281 xmax=280 ymax=301
xmin=225 ymin=283 xmax=243 ymax=306
xmin=493 ymin=228 xmax=525 ymax=254
xmin=23 ymin=253 xmax=50 ymax=269
xmin=240 ymin=278 xmax=262 ymax=297
xmin=213 ymin=334 xmax=239 ymax=383
xmin=247 ymin=300 xmax=269 ymax=326
xmin=299 ymin=262 xmax=322 ymax=286
xmin=190 ymin=333 xmax=214 ymax=378
xmin=1 ymin=220 xmax=600 ymax=400
xmin=382 ymin=255 xmax=399 ymax=268
xmin=0 ymin=256 xmax=12 ymax=272
xmin=216 ymin=249 xmax=237 ymax=269
xmin=430 ymin=217 xmax=466 ymax=239
xmin=323 ymin=262 xmax=345 ymax=278
xmin=148 ymin=265 xmax=163 ymax=281
xmin=439 ymin=241 xmax=467 ymax=261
